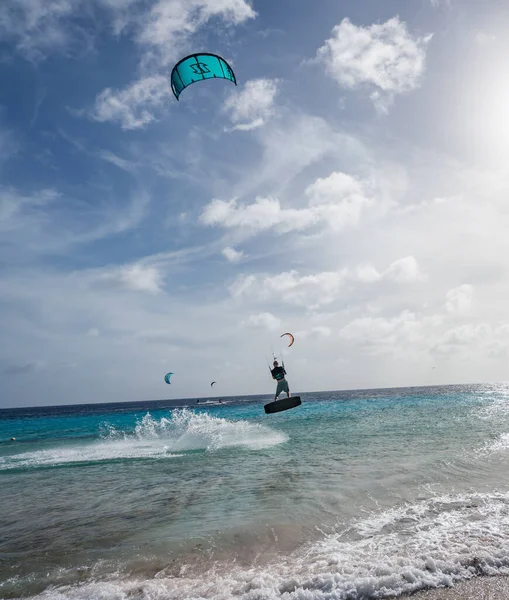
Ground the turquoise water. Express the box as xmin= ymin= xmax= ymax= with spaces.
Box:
xmin=3 ymin=385 xmax=509 ymax=599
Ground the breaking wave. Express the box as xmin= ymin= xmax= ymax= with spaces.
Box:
xmin=0 ymin=409 xmax=287 ymax=470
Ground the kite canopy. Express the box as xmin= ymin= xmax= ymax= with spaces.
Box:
xmin=280 ymin=332 xmax=295 ymax=347
xmin=211 ymin=381 xmax=216 ymax=387
xmin=164 ymin=372 xmax=173 ymax=384
xmin=170 ymin=53 xmax=236 ymax=100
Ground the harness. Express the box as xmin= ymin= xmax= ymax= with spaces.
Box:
xmin=273 ymin=366 xmax=286 ymax=381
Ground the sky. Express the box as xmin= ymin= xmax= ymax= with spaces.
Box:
xmin=1 ymin=0 xmax=509 ymax=407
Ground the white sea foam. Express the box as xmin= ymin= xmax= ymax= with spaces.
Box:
xmin=482 ymin=431 xmax=509 ymax=455
xmin=21 ymin=491 xmax=509 ymax=599
xmin=0 ymin=410 xmax=287 ymax=470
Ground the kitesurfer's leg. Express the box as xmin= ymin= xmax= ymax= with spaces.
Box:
xmin=275 ymin=379 xmax=290 ymax=400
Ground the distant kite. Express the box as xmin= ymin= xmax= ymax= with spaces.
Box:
xmin=170 ymin=53 xmax=237 ymax=100
xmin=280 ymin=332 xmax=295 ymax=347
xmin=164 ymin=372 xmax=174 ymax=384
xmin=211 ymin=381 xmax=216 ymax=387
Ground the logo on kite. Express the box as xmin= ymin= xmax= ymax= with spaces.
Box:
xmin=164 ymin=372 xmax=174 ymax=384
xmin=190 ymin=62 xmax=211 ymax=76
xmin=170 ymin=53 xmax=237 ymax=101
xmin=280 ymin=333 xmax=295 ymax=347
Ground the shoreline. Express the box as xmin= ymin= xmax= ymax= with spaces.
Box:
xmin=404 ymin=575 xmax=509 ymax=599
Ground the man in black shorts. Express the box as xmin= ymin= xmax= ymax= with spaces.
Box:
xmin=270 ymin=359 xmax=291 ymax=401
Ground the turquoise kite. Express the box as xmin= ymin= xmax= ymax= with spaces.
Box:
xmin=170 ymin=53 xmax=237 ymax=100
xmin=164 ymin=372 xmax=173 ymax=384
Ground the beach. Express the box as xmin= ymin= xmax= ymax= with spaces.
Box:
xmin=3 ymin=384 xmax=509 ymax=599
xmin=408 ymin=576 xmax=509 ymax=599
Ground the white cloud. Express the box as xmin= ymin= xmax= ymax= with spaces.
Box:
xmin=437 ymin=323 xmax=488 ymax=345
xmin=230 ymin=257 xmax=425 ymax=309
xmin=200 ymin=196 xmax=318 ymax=233
xmin=98 ymin=150 xmax=137 ymax=172
xmin=224 ymin=79 xmax=279 ymax=131
xmin=296 ymin=326 xmax=332 ymax=339
xmin=230 ymin=112 xmax=370 ymax=202
xmin=94 ymin=263 xmax=164 ymax=293
xmin=354 ymin=256 xmax=425 ymax=283
xmin=136 ymin=0 xmax=256 ymax=66
xmin=304 ymin=171 xmax=373 ymax=231
xmin=231 ymin=270 xmax=345 ymax=308
xmin=475 ymin=30 xmax=496 ymax=46
xmin=445 ymin=284 xmax=474 ymax=315
xmin=200 ymin=171 xmax=374 ymax=237
xmin=339 ymin=305 xmax=508 ymax=363
xmin=339 ymin=310 xmax=441 ymax=356
xmin=198 ymin=0 xmax=255 ymax=22
xmin=383 ymin=256 xmax=425 ymax=282
xmin=354 ymin=264 xmax=382 ymax=283
xmin=431 ymin=323 xmax=491 ymax=357
xmin=0 ymin=0 xmax=256 ymax=64
xmin=222 ymin=246 xmax=244 ymax=263
xmin=242 ymin=312 xmax=281 ymax=331
xmin=0 ymin=0 xmax=77 ymax=60
xmin=397 ymin=195 xmax=456 ymax=215
xmin=0 ymin=184 xmax=149 ymax=263
xmin=340 ymin=310 xmax=417 ymax=346
xmin=79 ymin=247 xmax=207 ymax=298
xmin=230 ymin=274 xmax=256 ymax=297
xmin=316 ymin=17 xmax=431 ymax=112
xmin=0 ymin=188 xmax=58 ymax=231
xmin=228 ymin=118 xmax=265 ymax=132
xmin=305 ymin=171 xmax=365 ymax=205
xmin=84 ymin=191 xmax=150 ymax=241
xmin=98 ymin=0 xmax=141 ymax=35
xmin=91 ymin=76 xmax=173 ymax=130
xmin=369 ymin=90 xmax=395 ymax=116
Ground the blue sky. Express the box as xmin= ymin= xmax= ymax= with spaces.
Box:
xmin=1 ymin=0 xmax=509 ymax=407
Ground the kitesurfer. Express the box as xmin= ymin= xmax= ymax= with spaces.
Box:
xmin=271 ymin=359 xmax=291 ymax=401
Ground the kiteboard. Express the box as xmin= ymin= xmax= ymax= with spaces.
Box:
xmin=264 ymin=396 xmax=301 ymax=414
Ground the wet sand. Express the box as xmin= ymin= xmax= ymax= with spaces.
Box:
xmin=406 ymin=576 xmax=509 ymax=599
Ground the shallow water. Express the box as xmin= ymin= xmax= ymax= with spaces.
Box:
xmin=3 ymin=385 xmax=509 ymax=599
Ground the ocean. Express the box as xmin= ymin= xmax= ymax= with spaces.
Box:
xmin=2 ymin=384 xmax=509 ymax=599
